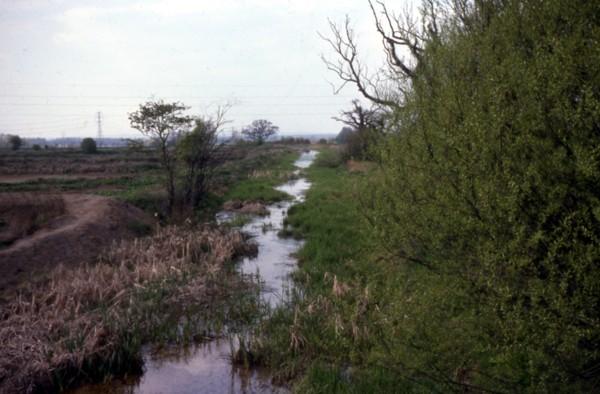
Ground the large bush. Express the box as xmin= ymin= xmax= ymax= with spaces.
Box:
xmin=364 ymin=0 xmax=600 ymax=390
xmin=80 ymin=137 xmax=97 ymax=154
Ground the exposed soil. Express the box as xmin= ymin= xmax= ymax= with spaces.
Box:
xmin=0 ymin=193 xmax=154 ymax=294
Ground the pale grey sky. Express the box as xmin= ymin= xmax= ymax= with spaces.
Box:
xmin=0 ymin=0 xmax=412 ymax=139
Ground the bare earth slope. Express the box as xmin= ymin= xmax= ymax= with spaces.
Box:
xmin=0 ymin=194 xmax=153 ymax=292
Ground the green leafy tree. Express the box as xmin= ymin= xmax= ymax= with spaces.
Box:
xmin=80 ymin=137 xmax=97 ymax=154
xmin=177 ymin=111 xmax=226 ymax=208
xmin=129 ymin=100 xmax=192 ymax=213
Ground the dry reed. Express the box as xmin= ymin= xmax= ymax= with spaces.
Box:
xmin=0 ymin=225 xmax=255 ymax=393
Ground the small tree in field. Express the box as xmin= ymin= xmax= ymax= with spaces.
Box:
xmin=334 ymin=100 xmax=385 ymax=160
xmin=242 ymin=119 xmax=279 ymax=144
xmin=129 ymin=100 xmax=192 ymax=213
xmin=9 ymin=135 xmax=22 ymax=151
xmin=80 ymin=138 xmax=97 ymax=154
xmin=177 ymin=109 xmax=227 ymax=208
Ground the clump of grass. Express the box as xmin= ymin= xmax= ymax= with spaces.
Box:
xmin=224 ymin=178 xmax=291 ymax=203
xmin=0 ymin=224 xmax=257 ymax=393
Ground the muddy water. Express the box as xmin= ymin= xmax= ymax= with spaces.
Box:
xmin=71 ymin=150 xmax=317 ymax=394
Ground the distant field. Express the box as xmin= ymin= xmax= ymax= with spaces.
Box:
xmin=0 ymin=144 xmax=307 ymax=210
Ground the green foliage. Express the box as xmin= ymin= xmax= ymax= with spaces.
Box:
xmin=129 ymin=99 xmax=192 ymax=212
xmin=32 ymin=144 xmax=41 ymax=151
xmin=176 ymin=118 xmax=221 ymax=208
xmin=314 ymin=148 xmax=343 ymax=169
xmin=259 ymin=1 xmax=600 ymax=392
xmin=222 ymin=150 xmax=299 ymax=203
xmin=335 ymin=127 xmax=353 ymax=144
xmin=362 ymin=0 xmax=600 ymax=391
xmin=9 ymin=135 xmax=22 ymax=151
xmin=80 ymin=138 xmax=97 ymax=154
xmin=335 ymin=100 xmax=385 ymax=161
xmin=225 ymin=179 xmax=290 ymax=203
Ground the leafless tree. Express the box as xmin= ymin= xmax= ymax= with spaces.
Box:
xmin=320 ymin=0 xmax=445 ymax=109
xmin=242 ymin=119 xmax=279 ymax=144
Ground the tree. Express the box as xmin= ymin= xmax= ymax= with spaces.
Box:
xmin=8 ymin=135 xmax=22 ymax=151
xmin=335 ymin=126 xmax=354 ymax=144
xmin=242 ymin=119 xmax=279 ymax=144
xmin=80 ymin=137 xmax=97 ymax=154
xmin=334 ymin=100 xmax=385 ymax=160
xmin=177 ymin=107 xmax=228 ymax=208
xmin=129 ymin=100 xmax=192 ymax=212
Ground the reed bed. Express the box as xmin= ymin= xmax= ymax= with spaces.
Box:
xmin=0 ymin=225 xmax=256 ymax=393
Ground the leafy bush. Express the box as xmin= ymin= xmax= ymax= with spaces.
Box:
xmin=80 ymin=137 xmax=97 ymax=154
xmin=261 ymin=1 xmax=600 ymax=392
xmin=365 ymin=0 xmax=600 ymax=390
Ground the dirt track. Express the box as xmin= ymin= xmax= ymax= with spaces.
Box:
xmin=0 ymin=194 xmax=153 ymax=293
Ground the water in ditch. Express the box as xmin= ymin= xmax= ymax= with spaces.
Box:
xmin=72 ymin=150 xmax=317 ymax=394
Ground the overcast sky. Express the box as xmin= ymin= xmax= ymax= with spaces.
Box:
xmin=0 ymin=0 xmax=416 ymax=139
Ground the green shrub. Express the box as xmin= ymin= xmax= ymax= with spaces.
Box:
xmin=80 ymin=138 xmax=97 ymax=154
xmin=366 ymin=0 xmax=600 ymax=390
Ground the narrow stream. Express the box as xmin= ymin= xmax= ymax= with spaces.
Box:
xmin=72 ymin=150 xmax=317 ymax=394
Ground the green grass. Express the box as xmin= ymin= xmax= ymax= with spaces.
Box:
xmin=221 ymin=149 xmax=300 ymax=203
xmin=0 ymin=144 xmax=303 ymax=219
xmin=254 ymin=148 xmax=404 ymax=390
xmin=282 ymin=150 xmax=365 ymax=279
xmin=224 ymin=179 xmax=290 ymax=203
xmin=256 ymin=148 xmax=487 ymax=392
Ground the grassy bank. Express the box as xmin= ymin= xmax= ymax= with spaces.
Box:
xmin=255 ymin=149 xmax=468 ymax=392
xmin=253 ymin=149 xmax=408 ymax=392
xmin=220 ymin=147 xmax=300 ymax=203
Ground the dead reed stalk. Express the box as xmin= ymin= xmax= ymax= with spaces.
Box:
xmin=0 ymin=224 xmax=255 ymax=393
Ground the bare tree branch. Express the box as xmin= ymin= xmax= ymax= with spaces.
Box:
xmin=320 ymin=1 xmax=442 ymax=109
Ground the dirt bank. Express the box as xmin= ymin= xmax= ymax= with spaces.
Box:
xmin=0 ymin=193 xmax=154 ymax=293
